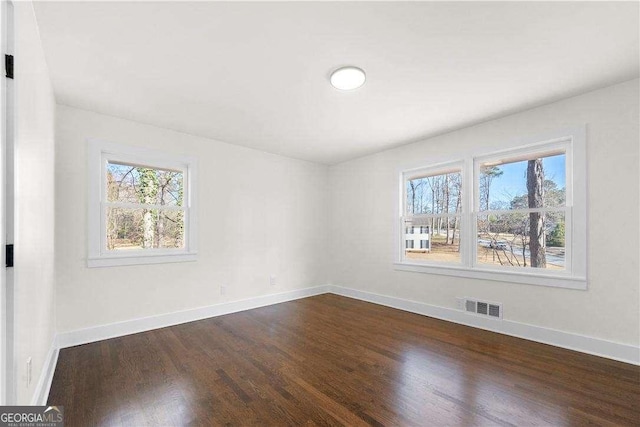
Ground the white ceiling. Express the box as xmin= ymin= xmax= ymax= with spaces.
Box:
xmin=34 ymin=1 xmax=639 ymax=164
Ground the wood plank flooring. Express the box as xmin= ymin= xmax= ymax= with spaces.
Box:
xmin=48 ymin=294 xmax=640 ymax=426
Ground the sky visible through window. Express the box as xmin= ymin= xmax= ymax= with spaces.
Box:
xmin=485 ymin=154 xmax=565 ymax=208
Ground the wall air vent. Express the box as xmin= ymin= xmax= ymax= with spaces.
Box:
xmin=477 ymin=302 xmax=488 ymax=315
xmin=458 ymin=297 xmax=502 ymax=320
xmin=465 ymin=300 xmax=476 ymax=313
xmin=488 ymin=304 xmax=501 ymax=318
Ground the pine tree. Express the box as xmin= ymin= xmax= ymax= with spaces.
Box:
xmin=548 ymin=222 xmax=565 ymax=247
xmin=527 ymin=159 xmax=546 ymax=268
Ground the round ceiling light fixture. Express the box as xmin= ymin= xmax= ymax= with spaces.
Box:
xmin=330 ymin=66 xmax=366 ymax=91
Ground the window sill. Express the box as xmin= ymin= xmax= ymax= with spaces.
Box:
xmin=87 ymin=252 xmax=198 ymax=268
xmin=393 ymin=262 xmax=587 ymax=290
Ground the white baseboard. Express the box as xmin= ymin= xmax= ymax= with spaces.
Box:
xmin=56 ymin=285 xmax=330 ymax=349
xmin=30 ymin=340 xmax=59 ymax=406
xmin=328 ymin=285 xmax=640 ymax=366
xmin=42 ymin=283 xmax=638 ymax=406
xmin=55 ymin=284 xmax=640 ymax=364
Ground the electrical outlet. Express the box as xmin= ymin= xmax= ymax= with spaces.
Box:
xmin=26 ymin=357 xmax=32 ymax=387
xmin=220 ymin=285 xmax=227 ymax=296
xmin=456 ymin=297 xmax=465 ymax=310
xmin=269 ymin=275 xmax=277 ymax=286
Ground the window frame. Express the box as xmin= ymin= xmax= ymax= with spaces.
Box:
xmin=394 ymin=127 xmax=587 ymax=290
xmin=473 ymin=140 xmax=573 ymax=275
xmin=400 ymin=161 xmax=466 ymax=268
xmin=88 ymin=139 xmax=198 ymax=267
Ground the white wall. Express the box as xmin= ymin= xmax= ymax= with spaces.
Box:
xmin=329 ymin=79 xmax=640 ymax=346
xmin=12 ymin=0 xmax=56 ymax=404
xmin=53 ymin=79 xmax=638 ymax=358
xmin=55 ymin=105 xmax=329 ymax=333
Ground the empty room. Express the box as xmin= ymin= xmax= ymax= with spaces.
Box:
xmin=0 ymin=0 xmax=639 ymax=426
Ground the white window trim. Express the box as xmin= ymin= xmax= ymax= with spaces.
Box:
xmin=87 ymin=139 xmax=198 ymax=268
xmin=394 ymin=126 xmax=587 ymax=290
xmin=400 ymin=160 xmax=466 ymax=266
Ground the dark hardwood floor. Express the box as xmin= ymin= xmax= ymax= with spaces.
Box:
xmin=48 ymin=294 xmax=640 ymax=426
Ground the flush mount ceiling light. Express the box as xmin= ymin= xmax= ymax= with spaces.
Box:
xmin=330 ymin=66 xmax=366 ymax=91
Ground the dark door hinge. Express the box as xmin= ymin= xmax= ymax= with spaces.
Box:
xmin=6 ymin=244 xmax=13 ymax=268
xmin=5 ymin=54 xmax=14 ymax=79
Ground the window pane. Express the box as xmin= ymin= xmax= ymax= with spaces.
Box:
xmin=107 ymin=207 xmax=185 ymax=250
xmin=404 ymin=216 xmax=461 ymax=263
xmin=157 ymin=210 xmax=185 ymax=249
xmin=406 ymin=171 xmax=462 ymax=215
xmin=479 ymin=153 xmax=565 ymax=211
xmin=476 ymin=211 xmax=565 ymax=270
xmin=107 ymin=162 xmax=184 ymax=206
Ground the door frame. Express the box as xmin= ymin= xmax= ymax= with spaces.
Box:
xmin=0 ymin=0 xmax=15 ymax=406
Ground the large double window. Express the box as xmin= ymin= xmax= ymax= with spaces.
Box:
xmin=397 ymin=130 xmax=587 ymax=289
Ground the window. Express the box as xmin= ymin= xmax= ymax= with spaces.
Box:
xmin=88 ymin=139 xmax=198 ymax=267
xmin=396 ymin=128 xmax=587 ymax=289
xmin=476 ymin=149 xmax=567 ymax=272
xmin=402 ymin=165 xmax=463 ymax=264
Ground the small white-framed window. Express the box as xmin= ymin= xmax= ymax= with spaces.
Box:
xmin=401 ymin=163 xmax=464 ymax=265
xmin=88 ymin=139 xmax=198 ymax=267
xmin=395 ymin=127 xmax=587 ymax=290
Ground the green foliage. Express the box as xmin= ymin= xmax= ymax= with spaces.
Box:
xmin=547 ymin=222 xmax=565 ymax=247
xmin=510 ymin=194 xmax=527 ymax=209
xmin=543 ymin=179 xmax=565 ymax=208
xmin=176 ymin=179 xmax=185 ymax=240
xmin=136 ymin=167 xmax=160 ymax=204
